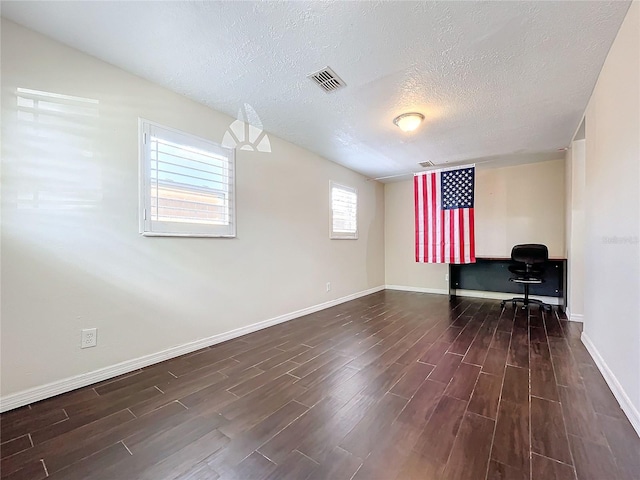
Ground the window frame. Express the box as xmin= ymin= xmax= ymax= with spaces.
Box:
xmin=138 ymin=118 xmax=236 ymax=238
xmin=330 ymin=181 xmax=358 ymax=240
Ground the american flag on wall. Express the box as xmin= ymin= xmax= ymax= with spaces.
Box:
xmin=414 ymin=166 xmax=476 ymax=264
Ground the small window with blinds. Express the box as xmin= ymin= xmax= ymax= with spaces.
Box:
xmin=330 ymin=182 xmax=358 ymax=239
xmin=139 ymin=120 xmax=236 ymax=237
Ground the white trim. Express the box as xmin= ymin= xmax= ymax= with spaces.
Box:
xmin=566 ymin=308 xmax=584 ymax=323
xmin=138 ymin=118 xmax=237 ymax=238
xmin=381 ymin=285 xmax=564 ymax=309
xmin=385 ymin=285 xmax=448 ymax=295
xmin=451 ymin=289 xmax=561 ymax=306
xmin=0 ymin=286 xmax=384 ymax=413
xmin=581 ymin=332 xmax=640 ymax=438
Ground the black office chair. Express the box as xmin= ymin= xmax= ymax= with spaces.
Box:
xmin=500 ymin=244 xmax=552 ymax=311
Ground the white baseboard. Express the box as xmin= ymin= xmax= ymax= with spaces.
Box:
xmin=581 ymin=332 xmax=640 ymax=438
xmin=0 ymin=285 xmax=385 ymax=413
xmin=383 ymin=285 xmax=562 ymax=307
xmin=384 ymin=284 xmax=448 ymax=295
xmin=451 ymin=289 xmax=561 ymax=306
xmin=568 ymin=310 xmax=584 ymax=323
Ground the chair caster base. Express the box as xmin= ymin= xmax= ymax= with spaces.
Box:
xmin=500 ymin=297 xmax=552 ymax=312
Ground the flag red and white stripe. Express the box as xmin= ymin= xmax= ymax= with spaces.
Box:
xmin=414 ymin=168 xmax=476 ymax=264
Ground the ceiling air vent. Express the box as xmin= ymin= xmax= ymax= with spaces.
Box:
xmin=308 ymin=67 xmax=346 ymax=93
xmin=419 ymin=161 xmax=435 ymax=168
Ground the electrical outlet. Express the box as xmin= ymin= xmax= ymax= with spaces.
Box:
xmin=326 ymin=282 xmax=331 ymax=292
xmin=445 ymin=273 xmax=449 ymax=282
xmin=81 ymin=328 xmax=97 ymax=349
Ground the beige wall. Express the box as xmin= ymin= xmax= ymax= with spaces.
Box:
xmin=0 ymin=20 xmax=385 ymax=398
xmin=384 ymin=180 xmax=448 ymax=292
xmin=385 ymin=159 xmax=565 ymax=290
xmin=582 ymin=1 xmax=640 ymax=430
xmin=474 ymin=160 xmax=565 ymax=258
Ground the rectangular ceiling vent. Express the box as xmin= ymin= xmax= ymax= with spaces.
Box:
xmin=419 ymin=161 xmax=435 ymax=168
xmin=308 ymin=67 xmax=346 ymax=93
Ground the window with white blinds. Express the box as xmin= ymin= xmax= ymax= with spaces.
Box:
xmin=139 ymin=120 xmax=236 ymax=237
xmin=330 ymin=182 xmax=358 ymax=239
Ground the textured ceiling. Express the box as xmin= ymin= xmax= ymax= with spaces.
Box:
xmin=1 ymin=1 xmax=630 ymax=180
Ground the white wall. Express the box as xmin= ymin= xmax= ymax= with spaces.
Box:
xmin=565 ymin=148 xmax=572 ymax=259
xmin=581 ymin=1 xmax=640 ymax=433
xmin=565 ymin=139 xmax=586 ymax=321
xmin=0 ymin=20 xmax=385 ymax=400
xmin=385 ymin=159 xmax=565 ymax=291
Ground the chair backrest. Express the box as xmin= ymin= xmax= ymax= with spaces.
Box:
xmin=511 ymin=244 xmax=549 ymax=265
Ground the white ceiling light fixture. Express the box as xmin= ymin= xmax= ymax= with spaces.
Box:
xmin=393 ymin=112 xmax=425 ymax=132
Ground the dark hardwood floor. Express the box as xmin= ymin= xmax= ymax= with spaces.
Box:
xmin=1 ymin=291 xmax=638 ymax=479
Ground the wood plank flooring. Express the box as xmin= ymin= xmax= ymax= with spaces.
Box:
xmin=1 ymin=291 xmax=638 ymax=479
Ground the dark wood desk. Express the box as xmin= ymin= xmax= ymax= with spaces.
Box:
xmin=448 ymin=256 xmax=567 ymax=311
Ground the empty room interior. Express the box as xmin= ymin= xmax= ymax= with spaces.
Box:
xmin=1 ymin=1 xmax=639 ymax=479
